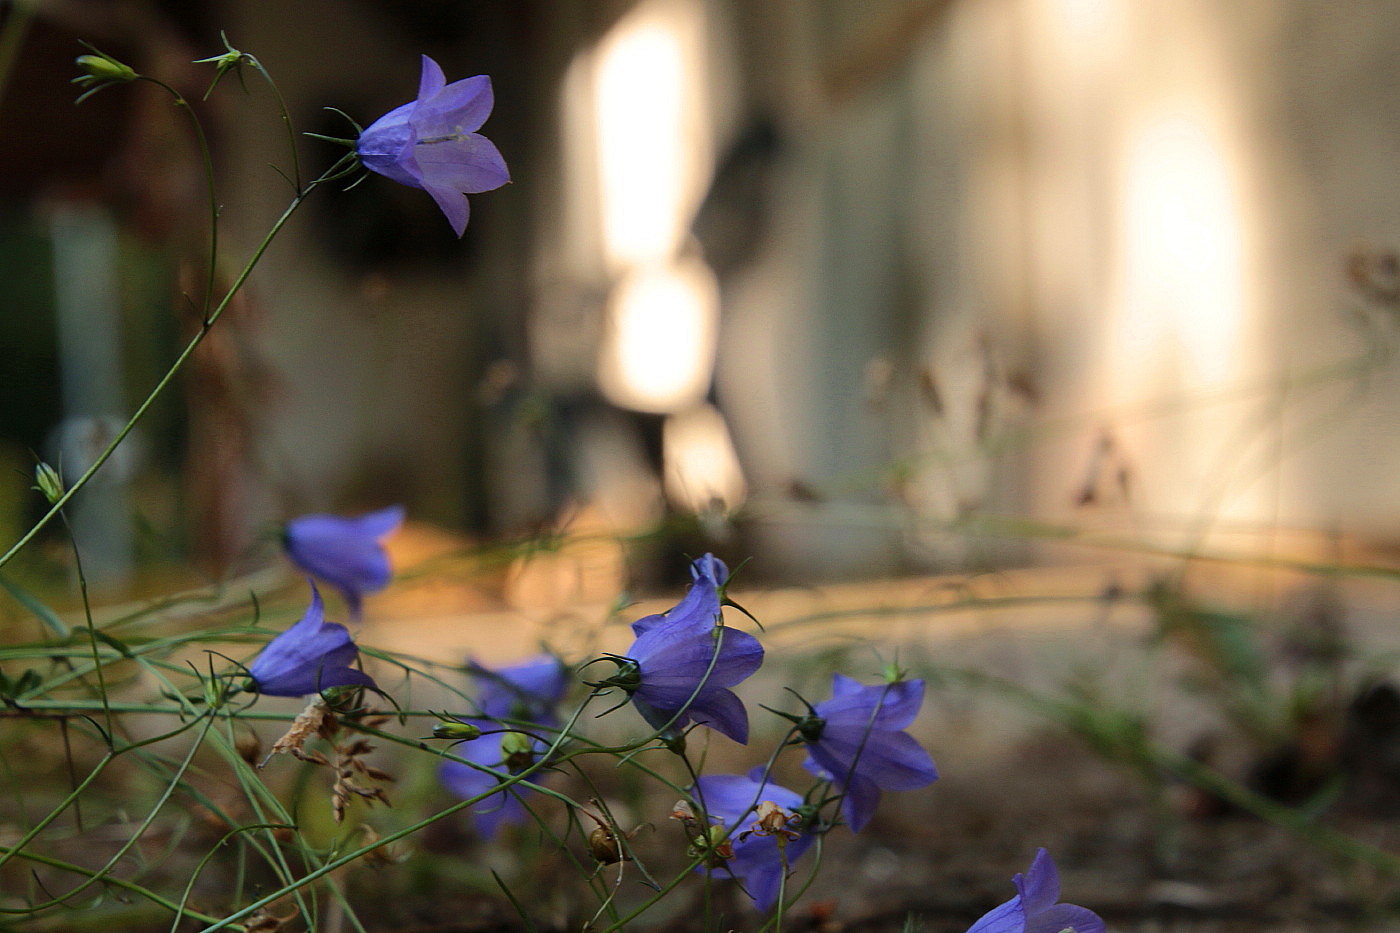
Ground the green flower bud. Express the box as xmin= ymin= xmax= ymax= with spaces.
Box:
xmin=880 ymin=659 xmax=909 ymax=684
xmin=432 ymin=720 xmax=483 ymax=741
xmin=75 ymin=53 xmax=137 ymax=84
xmin=499 ymin=731 xmax=535 ymax=772
xmin=192 ymin=32 xmax=254 ymax=99
xmin=33 ymin=462 xmax=64 ymax=505
xmin=72 ymin=46 xmax=140 ymax=103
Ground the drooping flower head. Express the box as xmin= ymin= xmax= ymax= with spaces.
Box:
xmin=248 ymin=583 xmax=376 ymax=697
xmin=282 ymin=505 xmax=404 ymax=617
xmin=439 ymin=654 xmax=569 ymax=838
xmin=592 ymin=554 xmax=763 ymax=744
xmin=691 ymin=768 xmax=815 ymax=911
xmin=356 ymin=55 xmax=510 ymax=236
xmin=799 ymin=674 xmax=938 ymax=832
xmin=965 ymin=848 xmax=1104 ymax=933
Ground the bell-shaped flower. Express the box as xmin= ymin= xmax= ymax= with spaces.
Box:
xmin=600 ymin=554 xmax=763 ymax=744
xmin=248 ymin=583 xmax=376 ymax=697
xmin=800 ymin=674 xmax=938 ymax=832
xmin=692 ymin=768 xmax=814 ymax=911
xmin=440 ymin=655 xmax=569 ymax=838
xmin=283 ymin=505 xmax=404 ymax=617
xmin=356 ymin=55 xmax=510 ymax=236
xmin=966 ymin=848 xmax=1104 ymax=933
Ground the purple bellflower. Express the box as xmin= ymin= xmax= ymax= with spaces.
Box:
xmin=356 ymin=55 xmax=510 ymax=236
xmin=440 ymin=654 xmax=569 ymax=838
xmin=596 ymin=554 xmax=763 ymax=744
xmin=966 ymin=848 xmax=1104 ymax=933
xmin=283 ymin=505 xmax=404 ymax=618
xmin=467 ymin=653 xmax=572 ymax=722
xmin=692 ymin=768 xmax=814 ymax=911
xmin=248 ymin=583 xmax=376 ymax=697
xmin=799 ymin=674 xmax=938 ymax=832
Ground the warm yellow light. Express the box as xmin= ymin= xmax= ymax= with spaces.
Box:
xmin=1115 ymin=113 xmax=1247 ymax=387
xmin=593 ymin=0 xmax=710 ymax=269
xmin=599 ymin=259 xmax=719 ymax=414
xmin=663 ymin=403 xmax=747 ymax=513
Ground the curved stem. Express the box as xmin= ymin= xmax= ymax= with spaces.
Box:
xmin=0 ymin=151 xmax=357 ymax=573
xmin=139 ymin=76 xmax=220 ymax=325
xmin=196 ymin=694 xmax=591 ymax=932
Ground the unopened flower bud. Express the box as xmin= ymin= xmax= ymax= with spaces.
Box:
xmin=880 ymin=660 xmax=909 ymax=684
xmin=432 ymin=720 xmax=482 ymax=741
xmin=499 ymin=731 xmax=535 ymax=772
xmin=33 ymin=462 xmax=64 ymax=505
xmin=74 ymin=52 xmax=138 ymax=84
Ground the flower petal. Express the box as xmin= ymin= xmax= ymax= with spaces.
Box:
xmin=248 ymin=584 xmax=376 ymax=696
xmin=283 ymin=506 xmax=403 ymax=613
xmin=468 ymin=654 xmax=570 ymax=722
xmin=356 ymin=102 xmax=419 ymax=186
xmin=837 ymin=772 xmax=882 ymax=832
xmin=413 ymin=133 xmax=511 ymax=193
xmin=416 ymin=54 xmax=447 ymax=101
xmin=965 ymin=896 xmax=1025 ymax=933
xmin=694 ymin=772 xmax=803 ymax=823
xmin=423 ymin=183 xmax=469 ymax=237
xmin=439 ymin=743 xmax=532 ymax=839
xmin=413 ymin=74 xmax=495 ymax=137
xmin=815 ymin=676 xmax=925 ymax=731
xmin=1015 ymin=847 xmax=1062 ymax=916
xmin=1029 ymin=904 xmax=1105 ymax=933
xmin=812 ymin=726 xmax=939 ymax=790
xmin=685 ymin=687 xmax=749 ymax=744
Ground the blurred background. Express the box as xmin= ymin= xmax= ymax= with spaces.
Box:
xmin=2 ymin=0 xmax=1399 ymax=594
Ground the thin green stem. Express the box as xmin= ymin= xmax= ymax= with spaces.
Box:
xmin=170 ymin=823 xmax=291 ymax=933
xmin=198 ymin=690 xmax=594 ymax=932
xmin=1 ymin=714 xmax=216 ymax=912
xmin=0 ymin=750 xmax=112 ymax=875
xmin=58 ymin=510 xmax=113 ymax=746
xmin=248 ymin=56 xmax=303 ymax=191
xmin=0 ymin=844 xmax=232 ymax=927
xmin=139 ymin=76 xmax=220 ymax=325
xmin=0 ymin=150 xmax=356 ymax=573
xmin=0 ymin=0 xmax=36 ymax=106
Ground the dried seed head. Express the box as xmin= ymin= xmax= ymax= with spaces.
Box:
xmin=589 ymin=826 xmax=626 ymax=864
xmin=686 ymin=824 xmax=734 ymax=870
xmin=262 ymin=697 xmax=332 ymax=768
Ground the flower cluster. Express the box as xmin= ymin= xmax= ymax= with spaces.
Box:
xmin=203 ymin=49 xmax=1097 ymax=913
